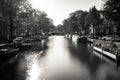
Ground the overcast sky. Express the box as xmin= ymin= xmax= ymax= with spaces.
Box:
xmin=30 ymin=0 xmax=105 ymax=26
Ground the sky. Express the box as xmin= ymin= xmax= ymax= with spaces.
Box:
xmin=30 ymin=0 xmax=106 ymax=26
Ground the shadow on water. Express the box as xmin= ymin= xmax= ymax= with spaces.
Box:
xmin=67 ymin=39 xmax=120 ymax=80
xmin=0 ymin=57 xmax=20 ymax=80
xmin=29 ymin=39 xmax=48 ymax=52
xmin=67 ymin=39 xmax=109 ymax=72
xmin=0 ymin=39 xmax=50 ymax=80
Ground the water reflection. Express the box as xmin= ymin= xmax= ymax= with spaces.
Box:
xmin=40 ymin=36 xmax=91 ymax=80
xmin=25 ymin=54 xmax=40 ymax=80
xmin=1 ymin=36 xmax=120 ymax=80
xmin=17 ymin=36 xmax=120 ymax=80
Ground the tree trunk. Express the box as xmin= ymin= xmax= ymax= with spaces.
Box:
xmin=9 ymin=16 xmax=14 ymax=43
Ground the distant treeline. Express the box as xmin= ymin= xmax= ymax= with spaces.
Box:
xmin=59 ymin=0 xmax=120 ymax=37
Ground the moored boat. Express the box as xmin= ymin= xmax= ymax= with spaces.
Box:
xmin=77 ymin=37 xmax=88 ymax=44
xmin=0 ymin=43 xmax=19 ymax=64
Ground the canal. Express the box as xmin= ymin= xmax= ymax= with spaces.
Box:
xmin=0 ymin=36 xmax=120 ymax=80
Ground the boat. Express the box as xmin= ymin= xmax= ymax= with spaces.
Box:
xmin=93 ymin=46 xmax=116 ymax=60
xmin=0 ymin=43 xmax=19 ymax=64
xmin=77 ymin=37 xmax=88 ymax=44
xmin=93 ymin=41 xmax=120 ymax=63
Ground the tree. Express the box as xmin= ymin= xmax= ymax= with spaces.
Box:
xmin=63 ymin=10 xmax=87 ymax=35
xmin=16 ymin=8 xmax=54 ymax=37
xmin=88 ymin=6 xmax=101 ymax=36
xmin=0 ymin=0 xmax=27 ymax=42
xmin=37 ymin=12 xmax=54 ymax=33
xmin=0 ymin=0 xmax=55 ymax=40
xmin=104 ymin=0 xmax=120 ymax=23
xmin=76 ymin=10 xmax=88 ymax=35
xmin=103 ymin=0 xmax=120 ymax=35
xmin=62 ymin=19 xmax=72 ymax=33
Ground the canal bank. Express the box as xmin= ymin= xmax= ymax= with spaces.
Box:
xmin=87 ymin=38 xmax=120 ymax=65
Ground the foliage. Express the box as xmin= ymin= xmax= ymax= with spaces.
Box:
xmin=89 ymin=6 xmax=100 ymax=27
xmin=0 ymin=0 xmax=26 ymax=41
xmin=62 ymin=7 xmax=101 ymax=36
xmin=104 ymin=0 xmax=120 ymax=23
xmin=0 ymin=0 xmax=54 ymax=42
xmin=62 ymin=10 xmax=88 ymax=34
xmin=103 ymin=0 xmax=120 ymax=35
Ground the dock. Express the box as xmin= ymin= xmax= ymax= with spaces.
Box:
xmin=93 ymin=46 xmax=116 ymax=60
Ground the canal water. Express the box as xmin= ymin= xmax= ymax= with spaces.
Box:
xmin=0 ymin=36 xmax=120 ymax=80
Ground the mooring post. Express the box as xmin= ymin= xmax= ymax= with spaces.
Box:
xmin=101 ymin=46 xmax=104 ymax=55
xmin=115 ymin=50 xmax=119 ymax=66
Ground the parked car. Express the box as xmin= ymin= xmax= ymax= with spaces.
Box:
xmin=102 ymin=36 xmax=108 ymax=40
xmin=106 ymin=37 xmax=113 ymax=41
xmin=13 ymin=37 xmax=24 ymax=47
xmin=23 ymin=38 xmax=33 ymax=43
xmin=101 ymin=36 xmax=113 ymax=41
xmin=110 ymin=42 xmax=120 ymax=54
xmin=13 ymin=37 xmax=23 ymax=44
xmin=33 ymin=35 xmax=42 ymax=41
xmin=98 ymin=37 xmax=102 ymax=40
xmin=112 ymin=37 xmax=120 ymax=42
